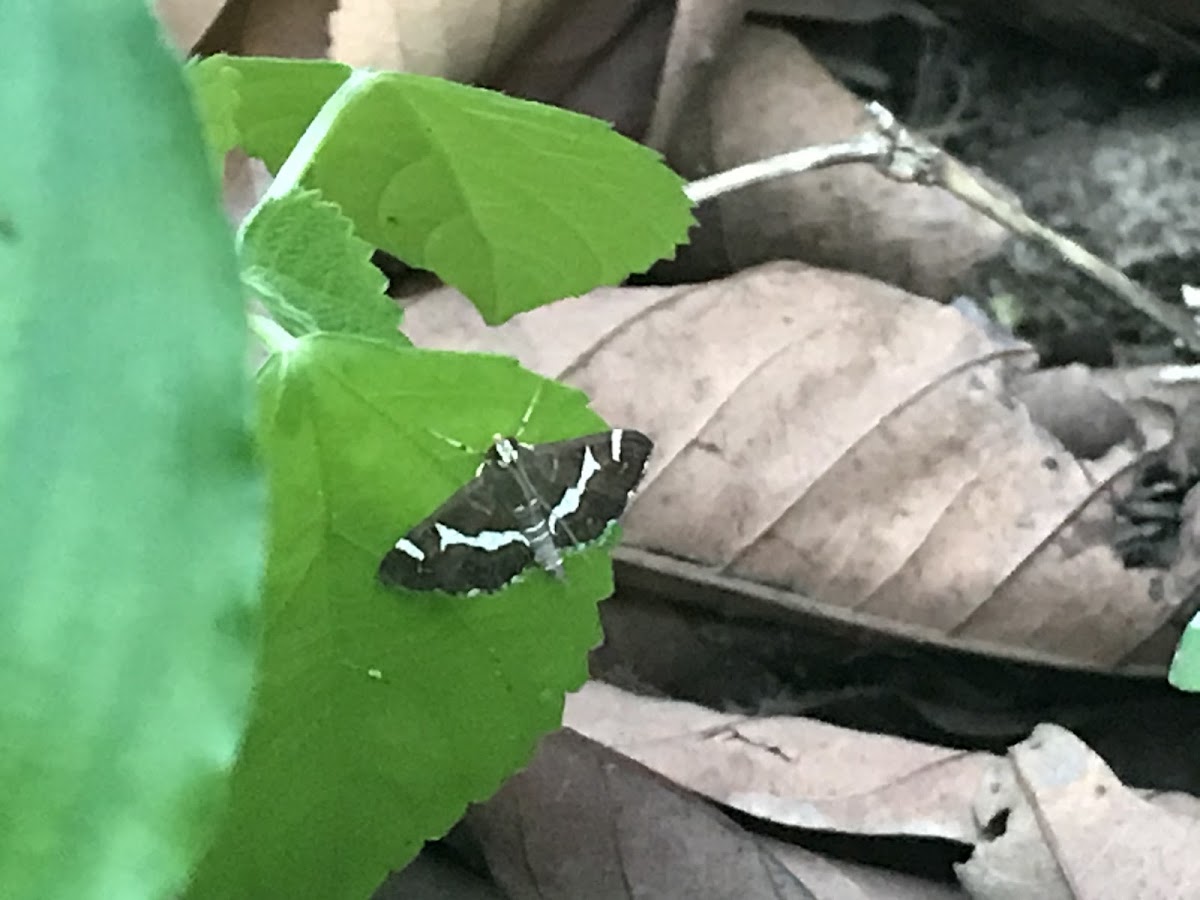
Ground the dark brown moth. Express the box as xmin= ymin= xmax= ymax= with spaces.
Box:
xmin=379 ymin=429 xmax=653 ymax=594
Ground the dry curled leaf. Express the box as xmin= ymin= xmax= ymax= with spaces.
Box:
xmin=330 ymin=0 xmax=561 ymax=81
xmin=657 ymin=24 xmax=1007 ymax=300
xmin=563 ymin=681 xmax=992 ymax=843
xmin=644 ymin=0 xmax=748 ymax=150
xmin=403 ymin=261 xmax=1183 ymax=671
xmin=192 ymin=0 xmax=334 ymax=59
xmin=489 ymin=0 xmax=673 ymax=139
xmin=155 ymin=0 xmax=231 ymax=50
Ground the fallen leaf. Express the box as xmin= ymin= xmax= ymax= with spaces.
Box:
xmin=192 ymin=0 xmax=335 ymax=59
xmin=490 ymin=0 xmax=672 ymax=139
xmin=563 ymin=681 xmax=991 ymax=843
xmin=155 ymin=0 xmax=231 ymax=50
xmin=467 ymin=727 xmax=815 ymax=899
xmin=645 ymin=0 xmax=748 ymax=150
xmin=957 ymin=723 xmax=1200 ymax=900
xmin=1010 ymin=365 xmax=1143 ymax=461
xmin=329 ymin=0 xmax=561 ymax=81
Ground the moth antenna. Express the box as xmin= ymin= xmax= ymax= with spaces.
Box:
xmin=515 ymin=381 xmax=545 ymax=440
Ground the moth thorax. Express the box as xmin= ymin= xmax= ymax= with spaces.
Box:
xmin=493 ymin=436 xmax=520 ymax=467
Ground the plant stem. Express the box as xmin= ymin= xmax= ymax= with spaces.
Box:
xmin=685 ymin=135 xmax=887 ymax=202
xmin=248 ymin=311 xmax=296 ymax=355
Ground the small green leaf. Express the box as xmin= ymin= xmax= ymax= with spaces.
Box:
xmin=0 ymin=6 xmax=263 ymax=900
xmin=240 ymin=189 xmax=407 ymax=343
xmin=185 ymin=336 xmax=610 ymax=900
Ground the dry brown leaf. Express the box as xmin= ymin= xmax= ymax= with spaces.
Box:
xmin=402 ymin=261 xmax=1180 ymax=670
xmin=192 ymin=0 xmax=334 ymax=58
xmin=155 ymin=0 xmax=231 ymax=50
xmin=329 ymin=0 xmax=561 ymax=81
xmin=1011 ymin=366 xmax=1147 ymax=461
xmin=658 ymin=23 xmax=1006 ymax=301
xmin=957 ymin=723 xmax=1200 ymax=900
xmin=564 ymin=680 xmax=991 ymax=843
xmin=644 ymin=0 xmax=748 ymax=150
xmin=467 ymin=727 xmax=815 ymax=899
xmin=489 ymin=0 xmax=671 ymax=139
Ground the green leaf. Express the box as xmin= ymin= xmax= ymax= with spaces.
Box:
xmin=306 ymin=72 xmax=695 ymax=323
xmin=190 ymin=57 xmax=695 ymax=324
xmin=240 ymin=189 xmax=407 ymax=343
xmin=187 ymin=55 xmax=351 ymax=174
xmin=0 ymin=7 xmax=263 ymax=900
xmin=1169 ymin=611 xmax=1200 ymax=691
xmin=185 ymin=336 xmax=611 ymax=900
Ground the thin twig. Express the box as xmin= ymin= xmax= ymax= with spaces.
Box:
xmin=685 ymin=136 xmax=888 ymax=203
xmin=683 ymin=102 xmax=1200 ymax=354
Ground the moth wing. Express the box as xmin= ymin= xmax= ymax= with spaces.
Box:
xmin=378 ymin=460 xmax=535 ymax=593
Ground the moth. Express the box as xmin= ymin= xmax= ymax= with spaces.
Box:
xmin=378 ymin=429 xmax=653 ymax=594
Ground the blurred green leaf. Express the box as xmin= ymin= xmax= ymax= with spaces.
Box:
xmin=185 ymin=337 xmax=611 ymax=899
xmin=0 ymin=7 xmax=263 ymax=900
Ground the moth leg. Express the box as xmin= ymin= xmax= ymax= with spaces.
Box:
xmin=427 ymin=428 xmax=475 ymax=453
